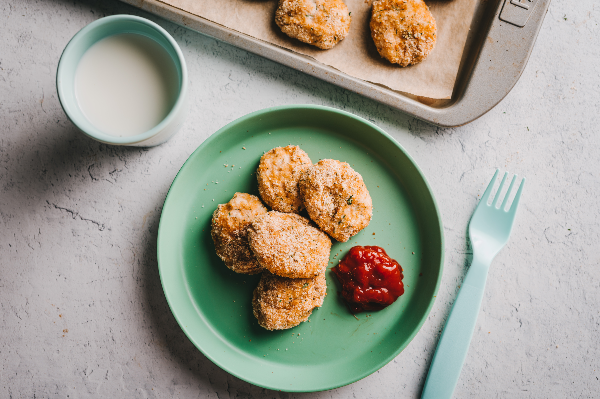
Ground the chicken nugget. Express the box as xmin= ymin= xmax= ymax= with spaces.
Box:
xmin=211 ymin=193 xmax=268 ymax=274
xmin=257 ymin=145 xmax=312 ymax=213
xmin=253 ymin=271 xmax=327 ymax=330
xmin=275 ymin=0 xmax=352 ymax=50
xmin=248 ymin=211 xmax=331 ymax=278
xmin=370 ymin=0 xmax=437 ymax=67
xmin=299 ymin=159 xmax=372 ymax=242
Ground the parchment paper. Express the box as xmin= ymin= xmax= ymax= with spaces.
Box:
xmin=159 ymin=0 xmax=478 ymax=99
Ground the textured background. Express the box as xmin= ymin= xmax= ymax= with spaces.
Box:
xmin=1 ymin=0 xmax=599 ymax=398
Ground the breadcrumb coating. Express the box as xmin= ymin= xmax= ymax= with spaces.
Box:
xmin=275 ymin=0 xmax=352 ymax=50
xmin=253 ymin=271 xmax=327 ymax=330
xmin=211 ymin=193 xmax=268 ymax=274
xmin=299 ymin=159 xmax=372 ymax=242
xmin=370 ymin=0 xmax=437 ymax=66
xmin=248 ymin=211 xmax=331 ymax=278
xmin=257 ymin=145 xmax=312 ymax=213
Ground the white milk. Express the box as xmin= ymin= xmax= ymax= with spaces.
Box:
xmin=75 ymin=33 xmax=179 ymax=137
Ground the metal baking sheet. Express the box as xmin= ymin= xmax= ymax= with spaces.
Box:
xmin=120 ymin=0 xmax=550 ymax=127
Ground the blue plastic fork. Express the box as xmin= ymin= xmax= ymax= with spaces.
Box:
xmin=421 ymin=170 xmax=525 ymax=399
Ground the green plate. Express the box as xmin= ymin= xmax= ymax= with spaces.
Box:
xmin=157 ymin=105 xmax=444 ymax=392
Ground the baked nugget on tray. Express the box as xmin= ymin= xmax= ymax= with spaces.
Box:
xmin=275 ymin=0 xmax=352 ymax=50
xmin=370 ymin=0 xmax=437 ymax=67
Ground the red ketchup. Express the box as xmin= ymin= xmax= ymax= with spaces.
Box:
xmin=332 ymin=246 xmax=404 ymax=313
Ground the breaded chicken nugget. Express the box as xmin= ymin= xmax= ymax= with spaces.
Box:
xmin=253 ymin=271 xmax=327 ymax=330
xmin=275 ymin=0 xmax=352 ymax=50
xmin=370 ymin=0 xmax=437 ymax=67
xmin=211 ymin=193 xmax=268 ymax=274
xmin=248 ymin=211 xmax=331 ymax=278
xmin=299 ymin=159 xmax=372 ymax=242
xmin=257 ymin=145 xmax=312 ymax=213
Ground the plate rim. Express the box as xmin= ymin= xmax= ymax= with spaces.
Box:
xmin=157 ymin=104 xmax=445 ymax=392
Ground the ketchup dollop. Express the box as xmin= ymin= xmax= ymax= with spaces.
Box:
xmin=332 ymin=246 xmax=404 ymax=313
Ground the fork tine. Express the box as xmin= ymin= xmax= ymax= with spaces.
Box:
xmin=508 ymin=177 xmax=525 ymax=212
xmin=481 ymin=169 xmax=500 ymax=205
xmin=500 ymin=174 xmax=518 ymax=210
xmin=494 ymin=172 xmax=509 ymax=208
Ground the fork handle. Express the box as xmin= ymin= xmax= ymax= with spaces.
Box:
xmin=421 ymin=257 xmax=489 ymax=399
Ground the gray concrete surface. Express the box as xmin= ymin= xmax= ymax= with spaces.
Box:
xmin=1 ymin=0 xmax=598 ymax=397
